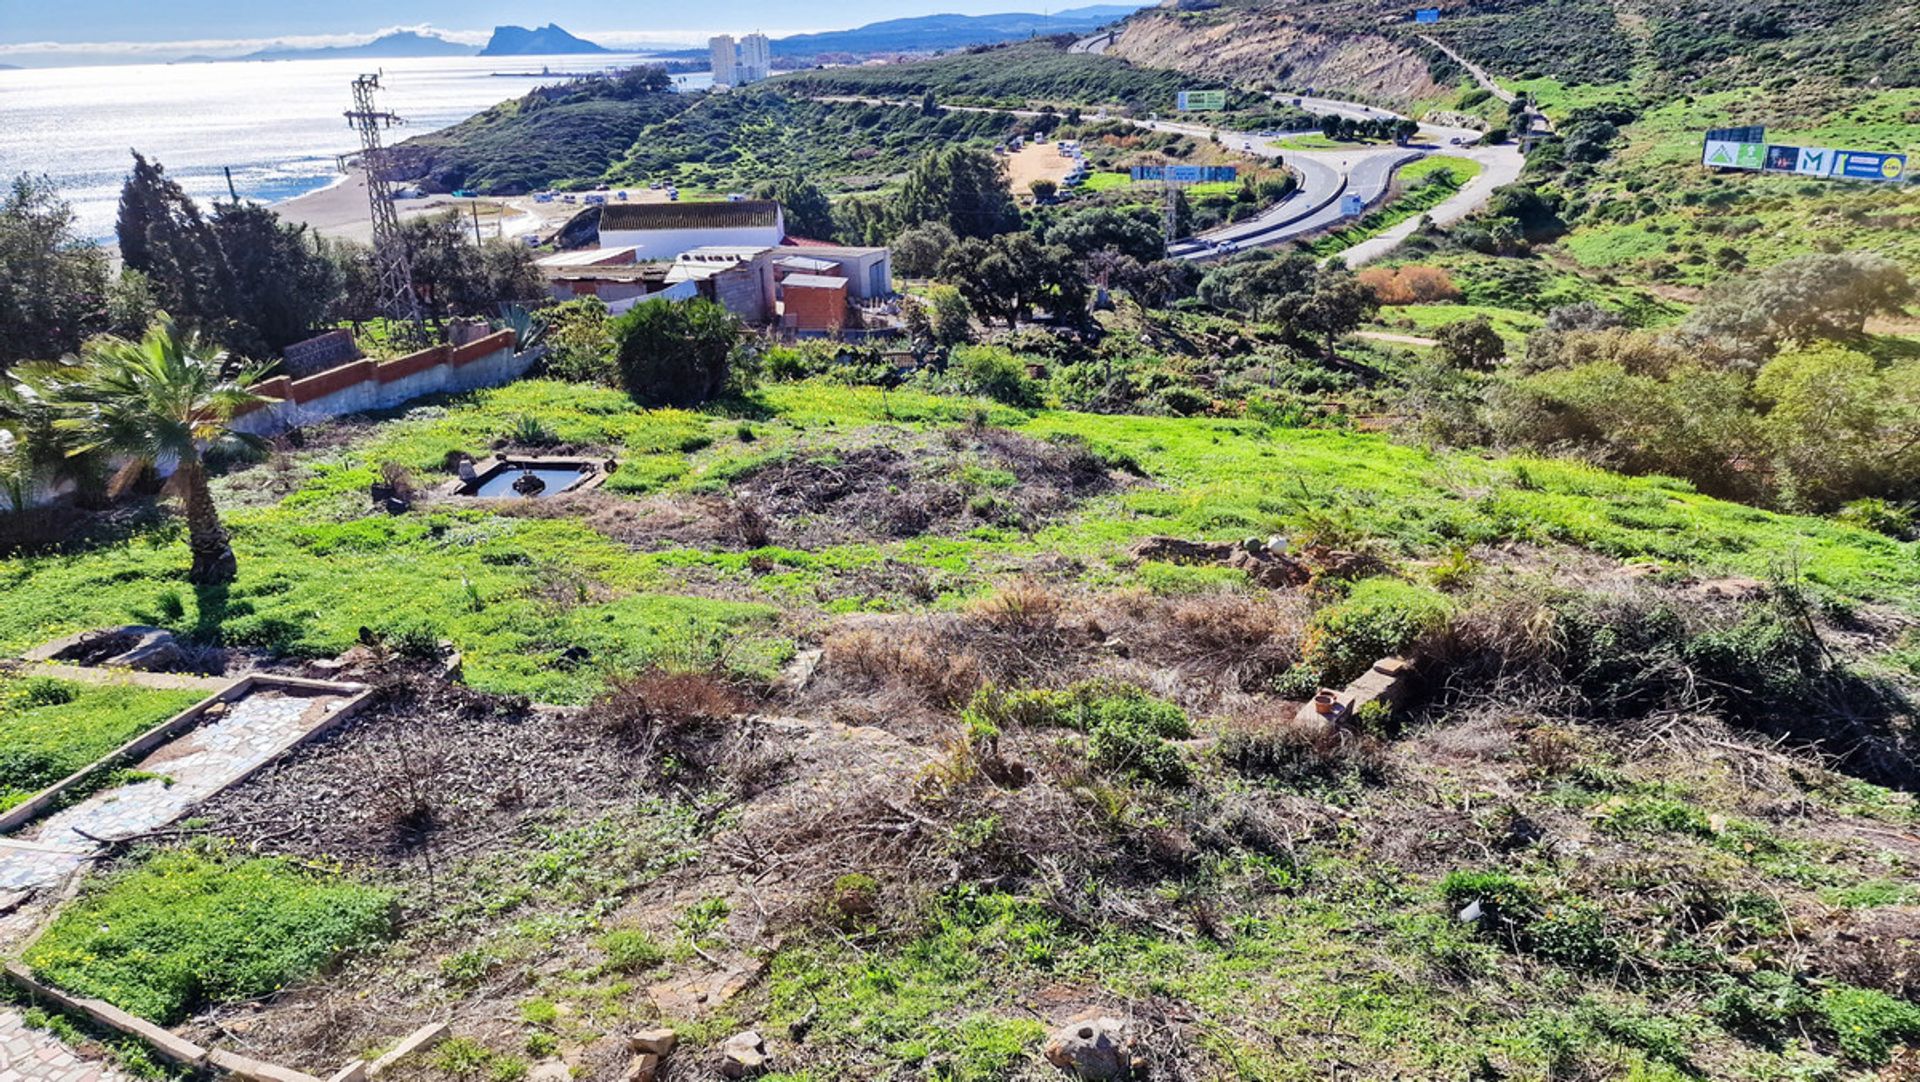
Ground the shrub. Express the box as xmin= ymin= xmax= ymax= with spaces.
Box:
xmin=945 ymin=345 xmax=1041 ymax=408
xmin=1301 ymin=578 xmax=1451 ymax=686
xmin=610 ymin=297 xmax=747 ymax=407
xmin=373 ymin=614 xmax=446 ymax=662
xmin=965 ymin=680 xmax=1193 ymax=784
xmin=25 ymin=846 xmax=392 ymax=1023
xmin=7 ymin=676 xmax=77 ymax=709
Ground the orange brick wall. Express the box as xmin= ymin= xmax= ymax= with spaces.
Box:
xmin=784 ymin=283 xmax=847 ymax=332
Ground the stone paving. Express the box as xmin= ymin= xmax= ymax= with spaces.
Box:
xmin=0 ymin=842 xmax=88 ymax=894
xmin=27 ymin=689 xmax=352 ymax=851
xmin=0 ymin=686 xmax=358 ymax=895
xmin=0 ymin=1009 xmax=129 ymax=1082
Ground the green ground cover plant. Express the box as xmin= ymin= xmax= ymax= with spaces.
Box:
xmin=11 ymin=378 xmax=1920 ymax=713
xmin=0 ymin=676 xmax=204 ymax=810
xmin=25 ymin=845 xmax=393 ymax=1024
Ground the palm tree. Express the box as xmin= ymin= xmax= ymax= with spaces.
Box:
xmin=25 ymin=314 xmax=272 ymax=584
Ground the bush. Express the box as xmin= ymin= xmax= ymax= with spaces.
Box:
xmin=25 ymin=846 xmax=392 ymax=1023
xmin=610 ymin=297 xmax=747 ymax=407
xmin=1301 ymin=578 xmax=1451 ymax=686
xmin=374 ymin=614 xmax=447 ymax=661
xmin=965 ymin=680 xmax=1192 ymax=785
xmin=7 ymin=676 xmax=77 ymax=709
xmin=945 ymin=345 xmax=1041 ymax=408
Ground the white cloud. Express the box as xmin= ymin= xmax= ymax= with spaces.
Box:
xmin=0 ymin=23 xmax=487 ymax=60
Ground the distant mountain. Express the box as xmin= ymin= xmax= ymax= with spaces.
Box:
xmin=767 ymin=5 xmax=1152 ymax=58
xmin=232 ymin=30 xmax=476 ymax=62
xmin=0 ymin=64 xmax=18 ymax=71
xmin=479 ymin=24 xmax=611 ymax=56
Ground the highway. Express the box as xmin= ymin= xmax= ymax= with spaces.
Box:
xmin=808 ymin=67 xmax=1526 ymax=265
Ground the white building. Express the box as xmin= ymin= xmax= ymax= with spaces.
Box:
xmin=597 ymin=200 xmax=787 ymax=261
xmin=739 ymin=33 xmax=772 ymax=83
xmin=709 ymin=35 xmax=738 ymax=87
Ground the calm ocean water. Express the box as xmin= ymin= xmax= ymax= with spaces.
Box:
xmin=0 ymin=55 xmax=709 ymax=242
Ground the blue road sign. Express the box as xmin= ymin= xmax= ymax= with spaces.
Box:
xmin=1340 ymin=194 xmax=1366 ymax=217
xmin=1415 ymin=8 xmax=1441 ymax=23
xmin=1131 ymin=165 xmax=1239 ymax=183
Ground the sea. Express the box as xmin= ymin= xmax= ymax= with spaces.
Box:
xmin=0 ymin=55 xmax=711 ymax=243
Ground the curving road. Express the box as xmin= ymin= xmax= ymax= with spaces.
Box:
xmin=808 ymin=71 xmax=1526 ymax=265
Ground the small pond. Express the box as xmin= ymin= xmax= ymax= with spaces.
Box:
xmin=459 ymin=460 xmax=604 ymax=500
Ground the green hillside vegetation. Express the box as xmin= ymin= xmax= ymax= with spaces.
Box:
xmin=774 ymin=39 xmax=1217 ymax=110
xmin=605 ymin=92 xmax=1017 ymax=195
xmin=397 ymin=68 xmax=696 ymax=194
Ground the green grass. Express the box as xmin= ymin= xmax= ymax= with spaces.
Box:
xmin=1275 ymin=134 xmax=1390 ymax=151
xmin=1081 ymin=171 xmax=1133 ymax=192
xmin=1309 ymin=157 xmax=1481 ymax=257
xmin=0 ymin=676 xmax=205 ymax=810
xmin=8 ymin=378 xmax=1920 ymax=708
xmin=24 ymin=845 xmax=392 ymax=1024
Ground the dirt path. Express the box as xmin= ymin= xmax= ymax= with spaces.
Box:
xmin=1357 ymin=330 xmax=1439 ymax=347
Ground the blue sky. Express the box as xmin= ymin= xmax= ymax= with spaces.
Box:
xmin=0 ymin=1 xmax=1142 ymax=62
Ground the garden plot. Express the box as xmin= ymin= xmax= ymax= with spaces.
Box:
xmin=0 ymin=678 xmax=365 ymax=898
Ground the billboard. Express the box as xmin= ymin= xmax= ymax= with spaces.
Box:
xmin=1176 ymin=89 xmax=1228 ymax=112
xmin=1702 ymin=140 xmax=1766 ymax=170
xmin=1831 ymin=150 xmax=1907 ymax=182
xmin=1131 ymin=165 xmax=1239 ymax=183
xmin=1704 ymin=132 xmax=1906 ymax=182
xmin=1706 ymin=125 xmax=1765 ymax=144
xmin=1414 ymin=7 xmax=1441 ymax=23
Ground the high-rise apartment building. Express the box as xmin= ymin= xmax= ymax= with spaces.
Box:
xmin=709 ymin=34 xmax=738 ymax=86
xmin=738 ymin=33 xmax=772 ymax=83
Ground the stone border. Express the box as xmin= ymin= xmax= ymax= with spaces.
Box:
xmin=3 ymin=962 xmax=443 ymax=1082
xmin=436 ymin=455 xmax=615 ymax=500
xmin=0 ymin=675 xmax=371 ymax=836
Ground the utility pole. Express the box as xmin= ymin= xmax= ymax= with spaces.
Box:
xmin=344 ymin=73 xmax=427 ymax=345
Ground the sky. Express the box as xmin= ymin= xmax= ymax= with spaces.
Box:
xmin=0 ymin=1 xmax=1142 ymax=65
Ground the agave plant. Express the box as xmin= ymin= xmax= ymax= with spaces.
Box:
xmin=498 ymin=303 xmax=550 ymax=352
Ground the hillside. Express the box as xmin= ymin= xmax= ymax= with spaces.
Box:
xmin=1104 ymin=0 xmax=1919 ymax=102
xmin=775 ymin=37 xmax=1214 ymax=108
xmin=767 ymin=5 xmax=1147 ymax=59
xmin=394 ymin=68 xmax=693 ymax=194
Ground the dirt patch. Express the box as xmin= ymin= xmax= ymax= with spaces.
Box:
xmin=191 ymin=677 xmax=643 ymax=871
xmin=731 ymin=428 xmax=1119 ymax=549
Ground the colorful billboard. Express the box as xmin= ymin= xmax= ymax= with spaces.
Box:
xmin=1831 ymin=150 xmax=1907 ymax=182
xmin=1702 ymin=140 xmax=1765 ymax=170
xmin=1131 ymin=165 xmax=1239 ymax=183
xmin=1176 ymin=89 xmax=1228 ymax=112
xmin=1414 ymin=8 xmax=1441 ymax=23
xmin=1704 ymin=134 xmax=1906 ymax=182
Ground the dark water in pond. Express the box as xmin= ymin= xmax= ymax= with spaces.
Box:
xmin=469 ymin=467 xmax=590 ymax=499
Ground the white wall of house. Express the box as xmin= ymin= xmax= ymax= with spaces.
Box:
xmin=600 ymin=225 xmax=785 ymax=261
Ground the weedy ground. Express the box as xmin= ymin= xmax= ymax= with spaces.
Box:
xmin=4 ymin=377 xmax=1919 ymax=1080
